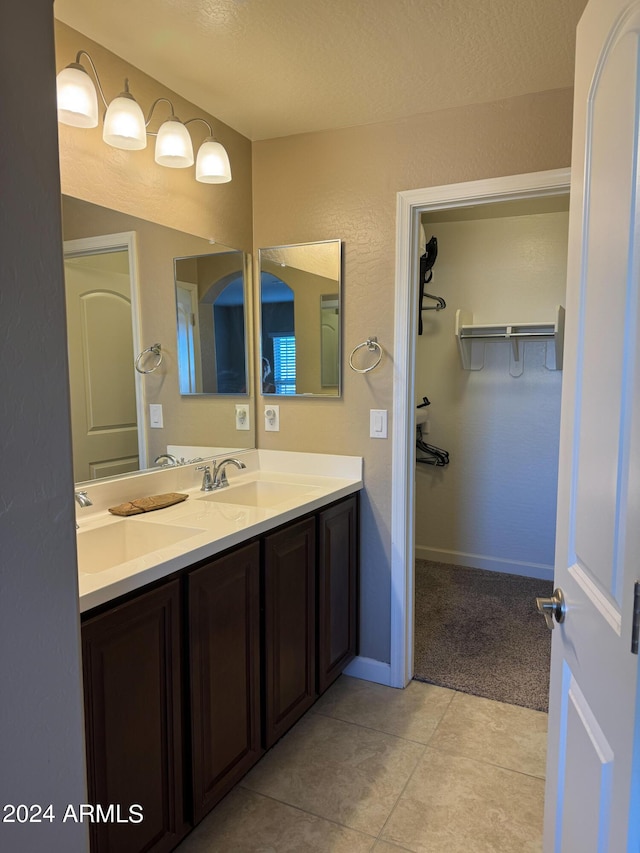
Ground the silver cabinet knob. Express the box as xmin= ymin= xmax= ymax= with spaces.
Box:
xmin=536 ymin=588 xmax=566 ymax=630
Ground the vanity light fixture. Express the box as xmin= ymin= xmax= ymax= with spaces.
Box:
xmin=103 ymin=79 xmax=147 ymax=150
xmin=56 ymin=50 xmax=232 ymax=183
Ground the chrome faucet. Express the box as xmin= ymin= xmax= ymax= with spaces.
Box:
xmin=196 ymin=458 xmax=246 ymax=491
xmin=74 ymin=490 xmax=92 ymax=529
xmin=154 ymin=453 xmax=179 ymax=467
xmin=196 ymin=464 xmax=214 ymax=491
xmin=212 ymin=458 xmax=247 ymax=489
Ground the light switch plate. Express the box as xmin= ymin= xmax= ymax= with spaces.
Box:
xmin=370 ymin=408 xmax=388 ymax=439
xmin=149 ymin=403 xmax=163 ymax=429
xmin=265 ymin=404 xmax=280 ymax=431
xmin=235 ymin=404 xmax=250 ymax=431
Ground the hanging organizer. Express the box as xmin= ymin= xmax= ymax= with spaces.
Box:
xmin=455 ymin=305 xmax=565 ymax=374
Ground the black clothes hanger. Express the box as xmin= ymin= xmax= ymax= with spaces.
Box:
xmin=418 ymin=236 xmax=446 ymax=335
xmin=416 ymin=430 xmax=450 ymax=466
xmin=415 ymin=397 xmax=450 ymax=466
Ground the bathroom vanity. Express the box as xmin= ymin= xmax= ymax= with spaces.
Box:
xmin=77 ymin=450 xmax=361 ymax=852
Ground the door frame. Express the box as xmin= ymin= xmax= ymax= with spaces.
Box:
xmin=63 ymin=231 xmax=148 ymax=472
xmin=390 ymin=167 xmax=572 ymax=688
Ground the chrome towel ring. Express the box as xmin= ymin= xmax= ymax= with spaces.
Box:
xmin=349 ymin=337 xmax=383 ymax=373
xmin=135 ymin=343 xmax=163 ymax=374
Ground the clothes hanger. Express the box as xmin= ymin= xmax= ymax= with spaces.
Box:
xmin=415 ymin=396 xmax=450 ymax=466
xmin=419 ymin=236 xmax=446 ymax=335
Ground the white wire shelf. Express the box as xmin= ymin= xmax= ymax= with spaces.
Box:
xmin=455 ymin=305 xmax=565 ymax=373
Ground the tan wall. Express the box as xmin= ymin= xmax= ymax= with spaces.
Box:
xmin=55 ymin=20 xmax=253 ymax=252
xmin=252 ymin=87 xmax=574 ymax=663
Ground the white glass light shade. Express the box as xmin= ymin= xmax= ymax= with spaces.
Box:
xmin=195 ymin=138 xmax=232 ymax=183
xmin=103 ymin=95 xmax=147 ymax=150
xmin=56 ymin=65 xmax=99 ymax=128
xmin=155 ymin=119 xmax=194 ymax=168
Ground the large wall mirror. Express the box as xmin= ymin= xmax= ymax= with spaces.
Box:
xmin=259 ymin=240 xmax=342 ymax=396
xmin=62 ymin=196 xmax=255 ymax=485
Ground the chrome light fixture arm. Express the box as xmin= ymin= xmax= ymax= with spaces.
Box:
xmin=184 ymin=117 xmax=214 ymax=136
xmin=145 ymin=97 xmax=178 ymax=130
xmin=72 ymin=50 xmax=109 ymax=109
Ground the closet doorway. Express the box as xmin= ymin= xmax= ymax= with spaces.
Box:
xmin=413 ymin=193 xmax=569 ymax=711
xmin=389 ymin=168 xmax=571 ymax=691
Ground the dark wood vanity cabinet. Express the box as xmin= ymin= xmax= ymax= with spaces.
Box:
xmin=263 ymin=516 xmax=317 ymax=748
xmin=81 ymin=493 xmax=359 ymax=852
xmin=81 ymin=580 xmax=186 ymax=853
xmin=317 ymin=494 xmax=358 ymax=694
xmin=187 ymin=541 xmax=262 ymax=823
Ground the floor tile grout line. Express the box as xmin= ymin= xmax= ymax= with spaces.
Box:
xmin=235 ymin=783 xmax=380 ymax=841
xmin=424 ymin=740 xmax=547 ymax=781
xmin=375 ymin=741 xmax=429 ymax=844
xmin=311 ymin=706 xmax=453 ymax=747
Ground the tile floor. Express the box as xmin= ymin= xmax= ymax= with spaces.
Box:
xmin=176 ymin=676 xmax=547 ymax=853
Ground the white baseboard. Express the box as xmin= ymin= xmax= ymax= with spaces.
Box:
xmin=343 ymin=656 xmax=393 ymax=686
xmin=415 ymin=546 xmax=554 ymax=581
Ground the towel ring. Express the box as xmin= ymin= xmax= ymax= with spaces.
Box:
xmin=349 ymin=337 xmax=383 ymax=374
xmin=135 ymin=343 xmax=163 ymax=374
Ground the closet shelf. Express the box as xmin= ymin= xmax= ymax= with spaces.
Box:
xmin=455 ymin=305 xmax=565 ymax=372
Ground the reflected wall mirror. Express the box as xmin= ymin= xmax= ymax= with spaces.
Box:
xmin=61 ymin=195 xmax=255 ymax=485
xmin=259 ymin=240 xmax=342 ymax=396
xmin=174 ymin=252 xmax=248 ymax=395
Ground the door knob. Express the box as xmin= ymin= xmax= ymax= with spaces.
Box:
xmin=536 ymin=588 xmax=566 ymax=630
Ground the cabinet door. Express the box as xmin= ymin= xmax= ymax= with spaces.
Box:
xmin=317 ymin=495 xmax=358 ymax=694
xmin=188 ymin=542 xmax=262 ymax=823
xmin=264 ymin=517 xmax=316 ymax=748
xmin=82 ymin=580 xmax=185 ymax=853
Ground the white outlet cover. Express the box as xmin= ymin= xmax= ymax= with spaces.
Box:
xmin=149 ymin=403 xmax=163 ymax=429
xmin=235 ymin=404 xmax=250 ymax=431
xmin=369 ymin=408 xmax=387 ymax=439
xmin=264 ymin=404 xmax=280 ymax=431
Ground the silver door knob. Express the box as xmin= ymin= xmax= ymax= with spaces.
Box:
xmin=536 ymin=588 xmax=566 ymax=630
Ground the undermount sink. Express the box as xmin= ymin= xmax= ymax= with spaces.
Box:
xmin=197 ymin=480 xmax=320 ymax=509
xmin=77 ymin=519 xmax=204 ymax=574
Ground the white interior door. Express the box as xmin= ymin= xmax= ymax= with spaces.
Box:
xmin=544 ymin=0 xmax=640 ymax=849
xmin=64 ymin=250 xmax=140 ymax=481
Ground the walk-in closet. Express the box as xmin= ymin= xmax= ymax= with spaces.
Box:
xmin=413 ymin=194 xmax=570 ymax=711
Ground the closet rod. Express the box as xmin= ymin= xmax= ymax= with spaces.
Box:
xmin=458 ymin=330 xmax=555 ymax=341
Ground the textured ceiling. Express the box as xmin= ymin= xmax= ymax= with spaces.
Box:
xmin=54 ymin=0 xmax=588 ymax=141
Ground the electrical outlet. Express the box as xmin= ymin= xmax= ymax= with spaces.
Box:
xmin=264 ymin=405 xmax=280 ymax=432
xmin=235 ymin=404 xmax=250 ymax=431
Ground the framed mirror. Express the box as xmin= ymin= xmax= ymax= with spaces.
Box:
xmin=259 ymin=240 xmax=342 ymax=396
xmin=174 ymin=251 xmax=248 ymax=395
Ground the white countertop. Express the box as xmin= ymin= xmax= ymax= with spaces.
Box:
xmin=76 ymin=450 xmax=363 ymax=613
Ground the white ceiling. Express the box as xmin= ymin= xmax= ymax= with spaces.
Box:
xmin=54 ymin=0 xmax=588 ymax=142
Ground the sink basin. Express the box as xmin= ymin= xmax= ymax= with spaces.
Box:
xmin=77 ymin=520 xmax=204 ymax=573
xmin=197 ymin=480 xmax=320 ymax=509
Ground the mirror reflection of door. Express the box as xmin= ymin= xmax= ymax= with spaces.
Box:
xmin=176 ymin=282 xmax=202 ymax=393
xmin=260 ymin=274 xmax=296 ymax=394
xmin=320 ymin=294 xmax=339 ymax=387
xmin=64 ymin=243 xmax=141 ymax=481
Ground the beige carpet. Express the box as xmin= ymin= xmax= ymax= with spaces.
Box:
xmin=413 ymin=559 xmax=553 ymax=712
